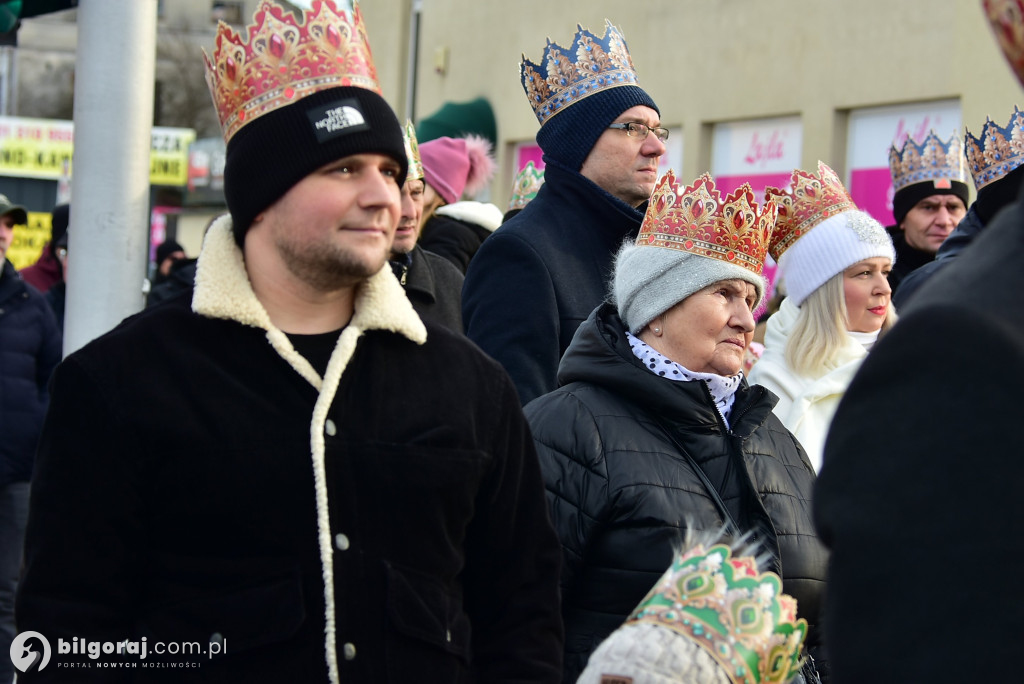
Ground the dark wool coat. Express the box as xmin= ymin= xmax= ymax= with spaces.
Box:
xmin=0 ymin=259 xmax=61 ymax=487
xmin=17 ymin=218 xmax=563 ymax=683
xmin=392 ymin=244 xmax=464 ymax=332
xmin=462 ymin=159 xmax=646 ymax=406
xmin=816 ymin=186 xmax=1024 ymax=683
xmin=525 ymin=305 xmax=828 ymax=683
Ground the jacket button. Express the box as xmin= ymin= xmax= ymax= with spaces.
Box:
xmin=342 ymin=642 xmax=356 ymax=660
xmin=334 ymin=533 xmax=350 ymax=551
xmin=325 ymin=419 xmax=337 ymax=437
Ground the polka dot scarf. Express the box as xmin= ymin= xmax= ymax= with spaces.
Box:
xmin=626 ymin=331 xmax=744 ymax=429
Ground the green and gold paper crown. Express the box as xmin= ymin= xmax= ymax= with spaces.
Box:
xmin=507 ymin=161 xmax=545 ymax=211
xmin=627 ymin=542 xmax=808 ymax=684
xmin=403 ymin=120 xmax=423 ymax=182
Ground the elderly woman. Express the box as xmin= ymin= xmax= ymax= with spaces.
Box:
xmin=748 ymin=162 xmax=896 ymax=471
xmin=525 ymin=172 xmax=828 ymax=683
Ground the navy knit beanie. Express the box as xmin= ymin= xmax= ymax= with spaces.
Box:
xmin=536 ymin=85 xmax=659 ymax=171
xmin=223 ymin=86 xmax=407 ymax=246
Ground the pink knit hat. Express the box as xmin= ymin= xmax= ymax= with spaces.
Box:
xmin=419 ymin=134 xmax=496 ymax=204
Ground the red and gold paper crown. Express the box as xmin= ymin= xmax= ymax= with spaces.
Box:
xmin=888 ymin=129 xmax=968 ymax=193
xmin=628 ymin=542 xmax=808 ymax=684
xmin=984 ymin=0 xmax=1024 ymax=87
xmin=965 ymin=106 xmax=1024 ymax=189
xmin=764 ymin=161 xmax=857 ymax=261
xmin=520 ymin=21 xmax=642 ymax=126
xmin=403 ymin=120 xmax=423 ymax=182
xmin=638 ymin=171 xmax=775 ymax=274
xmin=203 ymin=0 xmax=382 ymax=143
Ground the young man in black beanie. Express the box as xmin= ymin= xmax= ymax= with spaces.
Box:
xmin=885 ymin=130 xmax=970 ymax=294
xmin=462 ymin=21 xmax=665 ymax=406
xmin=16 ymin=3 xmax=562 ymax=682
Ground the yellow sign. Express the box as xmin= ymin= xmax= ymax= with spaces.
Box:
xmin=6 ymin=212 xmax=53 ymax=271
xmin=0 ymin=117 xmax=196 ymax=186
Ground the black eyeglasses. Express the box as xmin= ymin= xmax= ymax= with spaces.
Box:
xmin=608 ymin=121 xmax=670 ymax=143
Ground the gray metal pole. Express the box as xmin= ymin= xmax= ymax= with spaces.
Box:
xmin=64 ymin=0 xmax=157 ymax=356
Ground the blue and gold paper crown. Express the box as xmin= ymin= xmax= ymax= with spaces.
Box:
xmin=965 ymin=106 xmax=1024 ymax=189
xmin=520 ymin=21 xmax=642 ymax=126
xmin=403 ymin=120 xmax=423 ymax=182
xmin=628 ymin=542 xmax=808 ymax=684
xmin=888 ymin=129 xmax=968 ymax=192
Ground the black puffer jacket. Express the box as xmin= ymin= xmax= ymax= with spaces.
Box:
xmin=525 ymin=304 xmax=828 ymax=682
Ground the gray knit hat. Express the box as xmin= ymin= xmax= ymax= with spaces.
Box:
xmin=613 ymin=171 xmax=774 ymax=334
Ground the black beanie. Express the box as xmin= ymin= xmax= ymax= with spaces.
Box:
xmin=892 ymin=179 xmax=970 ymax=227
xmin=975 ymin=163 xmax=1024 ymax=224
xmin=535 ymin=85 xmax=659 ymax=171
xmin=223 ymin=86 xmax=407 ymax=246
xmin=49 ymin=203 xmax=70 ymax=257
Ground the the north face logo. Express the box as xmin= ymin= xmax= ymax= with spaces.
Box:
xmin=307 ymin=98 xmax=370 ymax=142
xmin=315 ymin=106 xmax=365 ymax=133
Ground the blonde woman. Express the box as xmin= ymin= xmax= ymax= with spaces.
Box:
xmin=749 ymin=162 xmax=896 ymax=471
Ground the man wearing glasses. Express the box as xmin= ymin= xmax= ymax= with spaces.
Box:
xmin=462 ymin=21 xmax=665 ymax=406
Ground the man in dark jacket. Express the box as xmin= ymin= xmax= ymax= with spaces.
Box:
xmin=0 ymin=193 xmax=61 ymax=684
xmin=462 ymin=21 xmax=665 ymax=405
xmin=815 ymin=9 xmax=1024 ymax=679
xmin=15 ymin=4 xmax=561 ymax=682
xmin=390 ymin=121 xmax=464 ymax=331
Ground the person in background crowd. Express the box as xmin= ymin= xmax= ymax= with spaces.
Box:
xmin=0 ymin=192 xmax=61 ymax=684
xmin=815 ymin=3 xmax=1024 ymax=681
xmin=389 ymin=121 xmax=464 ymax=331
xmin=152 ymin=239 xmax=187 ymax=286
xmin=416 ymin=134 xmax=501 ymax=273
xmin=19 ymin=203 xmax=68 ymax=294
xmin=894 ymin=106 xmax=1024 ymax=308
xmin=578 ymin=534 xmax=810 ymax=684
xmin=526 ymin=172 xmax=827 ymax=682
xmin=748 ymin=162 xmax=897 ymax=471
xmin=885 ymin=129 xmax=970 ymax=294
xmin=45 ymin=230 xmax=68 ymax=332
xmin=463 ymin=20 xmax=666 ymax=405
xmin=502 ymin=161 xmax=544 ymax=223
xmin=16 ymin=2 xmax=562 ymax=681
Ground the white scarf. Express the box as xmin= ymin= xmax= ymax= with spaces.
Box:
xmin=626 ymin=331 xmax=744 ymax=429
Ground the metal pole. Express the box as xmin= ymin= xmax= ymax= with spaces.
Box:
xmin=64 ymin=0 xmax=157 ymax=356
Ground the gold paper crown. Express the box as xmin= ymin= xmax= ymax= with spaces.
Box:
xmin=888 ymin=129 xmax=968 ymax=193
xmin=965 ymin=106 xmax=1024 ymax=189
xmin=520 ymin=21 xmax=642 ymax=126
xmin=403 ymin=120 xmax=423 ymax=182
xmin=203 ymin=0 xmax=382 ymax=143
xmin=628 ymin=542 xmax=808 ymax=684
xmin=638 ymin=171 xmax=775 ymax=274
xmin=507 ymin=162 xmax=545 ymax=211
xmin=764 ymin=161 xmax=857 ymax=261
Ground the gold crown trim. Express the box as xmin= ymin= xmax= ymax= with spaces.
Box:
xmin=520 ymin=21 xmax=642 ymax=126
xmin=628 ymin=543 xmax=808 ymax=684
xmin=203 ymin=0 xmax=382 ymax=144
xmin=638 ymin=171 xmax=775 ymax=274
xmin=888 ymin=129 xmax=968 ymax=193
xmin=965 ymin=106 xmax=1024 ymax=189
xmin=764 ymin=161 xmax=857 ymax=261
xmin=403 ymin=120 xmax=423 ymax=182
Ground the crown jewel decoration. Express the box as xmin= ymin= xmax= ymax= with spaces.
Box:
xmin=638 ymin=171 xmax=775 ymax=274
xmin=520 ymin=21 xmax=642 ymax=126
xmin=764 ymin=161 xmax=857 ymax=261
xmin=628 ymin=543 xmax=808 ymax=684
xmin=965 ymin=106 xmax=1024 ymax=189
xmin=204 ymin=0 xmax=382 ymax=143
xmin=403 ymin=120 xmax=424 ymax=182
xmin=888 ymin=130 xmax=968 ymax=192
xmin=508 ymin=162 xmax=545 ymax=211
